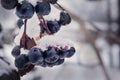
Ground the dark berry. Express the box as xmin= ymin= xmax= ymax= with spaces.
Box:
xmin=55 ymin=59 xmax=64 ymax=65
xmin=1 ymin=0 xmax=18 ymax=10
xmin=49 ymin=0 xmax=58 ymax=4
xmin=40 ymin=61 xmax=47 ymax=67
xmin=47 ymin=21 xmax=61 ymax=34
xmin=58 ymin=48 xmax=69 ymax=59
xmin=11 ymin=45 xmax=21 ymax=57
xmin=16 ymin=1 xmax=34 ymax=19
xmin=66 ymin=47 xmax=75 ymax=58
xmin=17 ymin=19 xmax=24 ymax=28
xmin=59 ymin=11 xmax=71 ymax=25
xmin=15 ymin=54 xmax=30 ymax=69
xmin=35 ymin=2 xmax=51 ymax=16
xmin=46 ymin=62 xmax=56 ymax=67
xmin=45 ymin=47 xmax=59 ymax=63
xmin=28 ymin=48 xmax=43 ymax=65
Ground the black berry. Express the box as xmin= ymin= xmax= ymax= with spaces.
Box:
xmin=1 ymin=0 xmax=18 ymax=10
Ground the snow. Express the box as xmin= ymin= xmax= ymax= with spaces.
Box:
xmin=36 ymin=35 xmax=74 ymax=50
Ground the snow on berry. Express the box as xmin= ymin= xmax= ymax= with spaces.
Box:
xmin=35 ymin=35 xmax=75 ymax=50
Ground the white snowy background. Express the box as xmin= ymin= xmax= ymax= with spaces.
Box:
xmin=0 ymin=0 xmax=120 ymax=80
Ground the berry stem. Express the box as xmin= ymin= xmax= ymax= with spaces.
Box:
xmin=0 ymin=56 xmax=10 ymax=65
xmin=18 ymin=64 xmax=35 ymax=76
xmin=41 ymin=16 xmax=51 ymax=33
xmin=56 ymin=3 xmax=65 ymax=11
xmin=37 ymin=15 xmax=51 ymax=34
xmin=20 ymin=19 xmax=28 ymax=49
xmin=24 ymin=19 xmax=27 ymax=34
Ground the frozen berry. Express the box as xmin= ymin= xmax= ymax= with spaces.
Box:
xmin=66 ymin=47 xmax=75 ymax=58
xmin=55 ymin=59 xmax=64 ymax=65
xmin=59 ymin=11 xmax=71 ymax=25
xmin=58 ymin=48 xmax=69 ymax=59
xmin=47 ymin=21 xmax=61 ymax=34
xmin=28 ymin=48 xmax=43 ymax=65
xmin=11 ymin=45 xmax=21 ymax=57
xmin=16 ymin=1 xmax=34 ymax=19
xmin=45 ymin=47 xmax=59 ymax=63
xmin=40 ymin=61 xmax=47 ymax=67
xmin=35 ymin=2 xmax=51 ymax=16
xmin=46 ymin=62 xmax=56 ymax=67
xmin=15 ymin=54 xmax=30 ymax=69
xmin=17 ymin=19 xmax=24 ymax=28
xmin=1 ymin=0 xmax=18 ymax=10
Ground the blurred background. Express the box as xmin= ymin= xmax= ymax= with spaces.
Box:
xmin=0 ymin=0 xmax=120 ymax=80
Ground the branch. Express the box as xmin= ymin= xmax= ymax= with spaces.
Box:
xmin=71 ymin=13 xmax=111 ymax=80
xmin=53 ymin=4 xmax=111 ymax=80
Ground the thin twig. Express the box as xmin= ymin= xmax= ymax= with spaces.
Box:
xmin=88 ymin=21 xmax=104 ymax=32
xmin=0 ymin=57 xmax=10 ymax=65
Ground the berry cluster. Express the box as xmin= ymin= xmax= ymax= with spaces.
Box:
xmin=12 ymin=46 xmax=75 ymax=69
xmin=1 ymin=0 xmax=71 ymax=33
xmin=1 ymin=0 xmax=75 ymax=76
